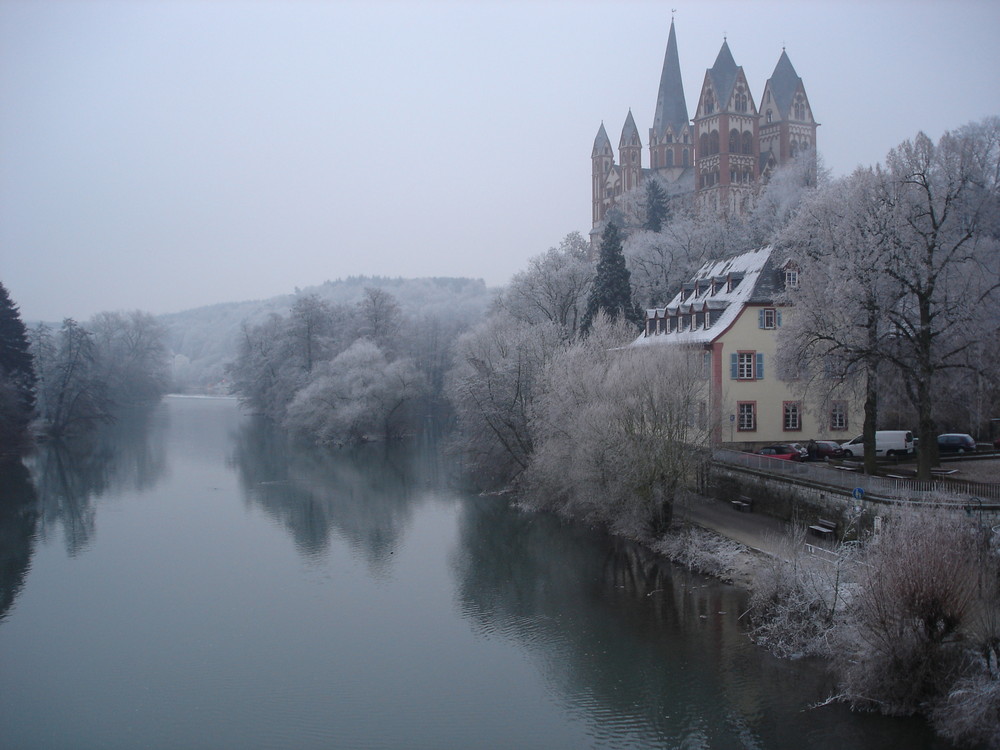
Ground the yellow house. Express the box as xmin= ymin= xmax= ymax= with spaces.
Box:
xmin=632 ymin=246 xmax=860 ymax=447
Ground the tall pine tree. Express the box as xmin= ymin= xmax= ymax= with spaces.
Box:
xmin=582 ymin=221 xmax=641 ymax=333
xmin=0 ymin=282 xmax=37 ymax=455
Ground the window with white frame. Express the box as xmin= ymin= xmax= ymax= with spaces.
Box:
xmin=783 ymin=401 xmax=802 ymax=431
xmin=830 ymin=400 xmax=848 ymax=431
xmin=732 ymin=351 xmax=763 ymax=380
xmin=737 ymin=401 xmax=756 ymax=431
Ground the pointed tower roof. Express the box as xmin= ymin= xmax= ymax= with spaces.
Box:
xmin=766 ymin=50 xmax=802 ymax=118
xmin=651 ymin=19 xmax=689 ymax=138
xmin=620 ymin=110 xmax=640 ymax=147
xmin=592 ymin=123 xmax=613 ymax=157
xmin=707 ymin=40 xmax=739 ymax=108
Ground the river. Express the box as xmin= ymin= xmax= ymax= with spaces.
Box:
xmin=0 ymin=396 xmax=945 ymax=749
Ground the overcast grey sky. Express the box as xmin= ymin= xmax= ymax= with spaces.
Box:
xmin=2 ymin=0 xmax=997 ymax=322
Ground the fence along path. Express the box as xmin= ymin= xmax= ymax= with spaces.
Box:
xmin=714 ymin=449 xmax=1000 ymax=505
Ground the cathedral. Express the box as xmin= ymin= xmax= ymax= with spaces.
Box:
xmin=591 ymin=20 xmax=817 ymax=229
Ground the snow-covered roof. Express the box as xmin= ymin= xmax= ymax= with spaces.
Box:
xmin=631 ymin=246 xmax=776 ymax=347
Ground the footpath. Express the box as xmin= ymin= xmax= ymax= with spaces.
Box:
xmin=677 ymin=494 xmax=811 ymax=559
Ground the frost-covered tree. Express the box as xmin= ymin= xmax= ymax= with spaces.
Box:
xmin=497 ymin=231 xmax=593 ymax=340
xmin=356 ymin=287 xmax=402 ymax=351
xmin=526 ymin=314 xmax=711 ymax=537
xmin=89 ymin=310 xmax=169 ymax=406
xmin=777 ymin=168 xmax=899 ymax=474
xmin=445 ymin=313 xmax=564 ymax=488
xmin=875 ymin=119 xmax=1000 ymax=477
xmin=0 ymin=282 xmax=36 ymax=454
xmin=285 ymin=339 xmax=425 ymax=444
xmin=227 ymin=314 xmax=298 ymax=419
xmin=288 ymin=294 xmax=336 ymax=374
xmin=32 ymin=319 xmax=112 ymax=438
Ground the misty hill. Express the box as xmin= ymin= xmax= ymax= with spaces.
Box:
xmin=160 ymin=276 xmax=494 ymax=393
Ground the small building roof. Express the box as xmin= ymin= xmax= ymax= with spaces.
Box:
xmin=633 ymin=246 xmax=783 ymax=346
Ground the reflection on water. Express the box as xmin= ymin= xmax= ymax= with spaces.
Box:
xmin=230 ymin=416 xmax=452 ymax=572
xmin=451 ymin=496 xmax=946 ymax=749
xmin=27 ymin=405 xmax=167 ymax=555
xmin=0 ymin=398 xmax=945 ymax=750
xmin=0 ymin=460 xmax=37 ymax=622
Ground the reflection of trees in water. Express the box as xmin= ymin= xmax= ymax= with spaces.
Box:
xmin=451 ymin=498 xmax=840 ymax=747
xmin=0 ymin=460 xmax=38 ymax=622
xmin=28 ymin=405 xmax=166 ymax=555
xmin=231 ymin=417 xmax=449 ymax=573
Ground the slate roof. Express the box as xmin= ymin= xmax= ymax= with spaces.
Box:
xmin=651 ymin=19 xmax=690 ymax=138
xmin=632 ymin=246 xmax=787 ymax=347
xmin=620 ymin=110 xmax=640 ymax=147
xmin=766 ymin=50 xmax=802 ymax=118
xmin=592 ymin=123 xmax=613 ymax=157
xmin=707 ymin=41 xmax=740 ymax=110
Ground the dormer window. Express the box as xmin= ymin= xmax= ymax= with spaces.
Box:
xmin=784 ymin=267 xmax=799 ymax=288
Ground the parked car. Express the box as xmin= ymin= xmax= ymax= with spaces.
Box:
xmin=787 ymin=443 xmax=809 ymax=459
xmin=937 ymin=433 xmax=977 ymax=454
xmin=840 ymin=430 xmax=915 ymax=457
xmin=756 ymin=444 xmax=803 ymax=461
xmin=812 ymin=440 xmax=845 ymax=460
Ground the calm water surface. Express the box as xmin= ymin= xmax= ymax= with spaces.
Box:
xmin=0 ymin=396 xmax=944 ymax=749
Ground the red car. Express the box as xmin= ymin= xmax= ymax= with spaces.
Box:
xmin=757 ymin=444 xmax=803 ymax=461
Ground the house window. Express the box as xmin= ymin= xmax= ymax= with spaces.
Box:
xmin=758 ymin=308 xmax=781 ymax=329
xmin=731 ymin=351 xmax=763 ymax=380
xmin=737 ymin=402 xmax=757 ymax=432
xmin=783 ymin=401 xmax=802 ymax=431
xmin=702 ymin=351 xmax=711 ymax=379
xmin=830 ymin=401 xmax=848 ymax=431
xmin=785 ymin=269 xmax=799 ymax=288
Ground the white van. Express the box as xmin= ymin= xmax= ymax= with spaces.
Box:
xmin=840 ymin=430 xmax=915 ymax=457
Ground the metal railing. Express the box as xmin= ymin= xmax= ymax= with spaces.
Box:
xmin=713 ymin=449 xmax=1000 ymax=504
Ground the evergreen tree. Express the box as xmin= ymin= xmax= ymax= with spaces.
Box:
xmin=643 ymin=178 xmax=669 ymax=232
xmin=0 ymin=282 xmax=37 ymax=454
xmin=582 ymin=222 xmax=641 ymax=333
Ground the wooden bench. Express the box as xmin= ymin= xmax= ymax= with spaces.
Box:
xmin=731 ymin=495 xmax=753 ymax=512
xmin=808 ymin=518 xmax=838 ymax=540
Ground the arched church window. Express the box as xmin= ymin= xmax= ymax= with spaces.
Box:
xmin=794 ymin=102 xmax=805 ymax=120
xmin=729 ymin=129 xmax=740 ymax=153
xmin=667 ymin=134 xmax=673 ymax=144
xmin=666 ymin=150 xmax=674 ymax=167
xmin=742 ymin=131 xmax=753 ymax=155
xmin=790 ymin=140 xmax=799 ymax=158
xmin=700 ymin=133 xmax=709 ymax=156
xmin=709 ymin=130 xmax=719 ymax=155
xmin=766 ymin=109 xmax=773 ymax=123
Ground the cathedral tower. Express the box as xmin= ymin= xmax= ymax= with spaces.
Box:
xmin=758 ymin=50 xmax=817 ymax=176
xmin=693 ymin=40 xmax=759 ymax=214
xmin=592 ymin=123 xmax=615 ymax=226
xmin=648 ymin=19 xmax=692 ymax=174
xmin=619 ymin=110 xmax=642 ymax=193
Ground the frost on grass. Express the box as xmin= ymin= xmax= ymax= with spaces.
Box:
xmin=653 ymin=525 xmax=749 ymax=583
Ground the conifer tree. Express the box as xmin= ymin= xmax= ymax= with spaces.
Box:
xmin=0 ymin=282 xmax=37 ymax=454
xmin=582 ymin=221 xmax=641 ymax=333
xmin=643 ymin=178 xmax=669 ymax=232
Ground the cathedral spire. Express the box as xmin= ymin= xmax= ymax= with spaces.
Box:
xmin=651 ymin=19 xmax=689 ymax=139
